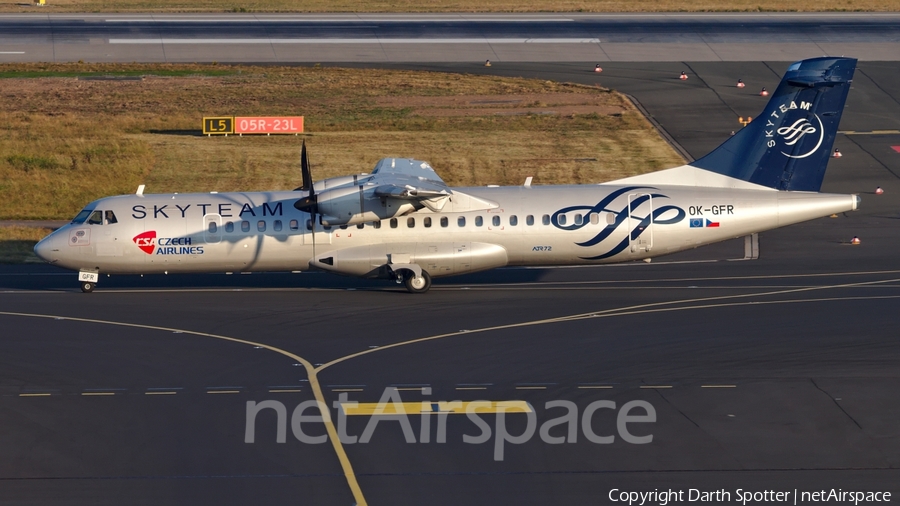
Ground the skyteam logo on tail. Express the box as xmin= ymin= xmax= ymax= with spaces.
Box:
xmin=765 ymin=100 xmax=824 ymax=159
xmin=552 ymin=186 xmax=685 ymax=260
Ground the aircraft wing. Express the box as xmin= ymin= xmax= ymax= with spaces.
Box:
xmin=309 ymin=157 xmax=496 ymax=225
xmin=369 ymin=158 xmax=452 ymax=202
xmin=370 ymin=158 xmax=447 ymax=185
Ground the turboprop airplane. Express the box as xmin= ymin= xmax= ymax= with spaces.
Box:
xmin=34 ymin=56 xmax=859 ymax=294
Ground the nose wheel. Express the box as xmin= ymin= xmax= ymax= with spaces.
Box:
xmin=402 ymin=270 xmax=432 ymax=294
xmin=80 ymin=282 xmax=96 ymax=293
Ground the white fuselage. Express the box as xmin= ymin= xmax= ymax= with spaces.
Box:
xmin=35 ymin=182 xmax=858 ymax=279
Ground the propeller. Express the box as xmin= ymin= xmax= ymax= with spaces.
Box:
xmin=293 ymin=141 xmax=318 ymax=252
xmin=294 ymin=140 xmax=318 ymax=214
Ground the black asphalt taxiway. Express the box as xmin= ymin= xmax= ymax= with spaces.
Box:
xmin=2 ymin=61 xmax=900 ymax=505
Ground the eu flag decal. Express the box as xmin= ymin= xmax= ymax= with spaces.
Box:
xmin=690 ymin=218 xmax=703 ymax=228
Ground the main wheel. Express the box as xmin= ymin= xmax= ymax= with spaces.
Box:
xmin=81 ymin=282 xmax=95 ymax=293
xmin=403 ymin=270 xmax=432 ymax=294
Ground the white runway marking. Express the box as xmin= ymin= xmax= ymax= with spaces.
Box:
xmin=109 ymin=38 xmax=601 ymax=44
xmin=0 ymin=51 xmax=25 ymax=54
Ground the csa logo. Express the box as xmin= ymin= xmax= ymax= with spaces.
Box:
xmin=133 ymin=231 xmax=156 ymax=255
xmin=132 ymin=231 xmax=203 ymax=256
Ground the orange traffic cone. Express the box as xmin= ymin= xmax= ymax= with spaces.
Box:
xmin=484 ymin=59 xmax=491 ymax=67
xmin=850 ymin=236 xmax=861 ymax=245
xmin=875 ymin=186 xmax=884 ymax=195
xmin=594 ymin=64 xmax=603 ymax=73
xmin=759 ymin=87 xmax=769 ymax=96
xmin=736 ymin=79 xmax=745 ymax=88
xmin=679 ymin=71 xmax=688 ymax=80
xmin=833 ymin=149 xmax=842 ymax=158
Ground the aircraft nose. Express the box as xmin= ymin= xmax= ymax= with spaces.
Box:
xmin=33 ymin=233 xmax=58 ymax=263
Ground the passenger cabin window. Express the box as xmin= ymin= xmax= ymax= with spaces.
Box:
xmin=225 ymin=221 xmax=234 ymax=233
xmin=590 ymin=213 xmax=599 ymax=225
xmin=306 ymin=219 xmax=313 ymax=231
xmin=390 ymin=218 xmax=398 ymax=229
xmin=105 ymin=211 xmax=118 ymax=224
xmin=492 ymin=215 xmax=501 ymax=227
xmin=559 ymin=214 xmax=567 ymax=226
xmin=475 ymin=216 xmax=483 ymax=227
xmin=424 ymin=217 xmax=432 ymax=228
xmin=574 ymin=214 xmax=583 ymax=225
xmin=241 ymin=221 xmax=250 ymax=232
xmin=440 ymin=217 xmax=448 ymax=228
xmin=526 ymin=215 xmax=534 ymax=226
xmin=274 ymin=220 xmax=283 ymax=232
xmin=542 ymin=214 xmax=550 ymax=226
xmin=407 ymin=217 xmax=415 ymax=228
xmin=509 ymin=215 xmax=518 ymax=226
xmin=290 ymin=219 xmax=299 ymax=231
xmin=607 ymin=213 xmax=616 ymax=225
xmin=258 ymin=220 xmax=266 ymax=232
xmin=71 ymin=209 xmax=92 ymax=224
xmin=458 ymin=216 xmax=466 ymax=227
xmin=87 ymin=211 xmax=103 ymax=225
xmin=208 ymin=222 xmax=217 ymax=233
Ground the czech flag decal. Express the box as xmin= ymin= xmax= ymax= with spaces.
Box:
xmin=690 ymin=218 xmax=720 ymax=228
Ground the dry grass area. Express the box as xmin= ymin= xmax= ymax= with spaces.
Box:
xmin=0 ymin=63 xmax=684 ymax=222
xmin=1 ymin=0 xmax=894 ymax=12
xmin=0 ymin=226 xmax=53 ymax=263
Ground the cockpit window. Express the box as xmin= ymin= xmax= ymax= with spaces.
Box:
xmin=87 ymin=211 xmax=103 ymax=225
xmin=71 ymin=209 xmax=92 ymax=224
xmin=105 ymin=210 xmax=118 ymax=224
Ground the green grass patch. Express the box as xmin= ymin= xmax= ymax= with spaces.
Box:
xmin=0 ymin=63 xmax=684 ymax=221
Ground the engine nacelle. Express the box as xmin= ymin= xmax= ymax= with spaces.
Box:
xmin=316 ymin=185 xmax=418 ymax=226
xmin=310 ymin=242 xmax=509 ymax=278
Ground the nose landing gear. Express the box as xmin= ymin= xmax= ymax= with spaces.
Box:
xmin=78 ymin=270 xmax=99 ymax=293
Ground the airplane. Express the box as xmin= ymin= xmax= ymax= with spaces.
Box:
xmin=34 ymin=56 xmax=859 ymax=294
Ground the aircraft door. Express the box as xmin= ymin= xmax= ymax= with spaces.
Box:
xmin=204 ymin=214 xmax=222 ymax=244
xmin=627 ymin=193 xmax=653 ymax=253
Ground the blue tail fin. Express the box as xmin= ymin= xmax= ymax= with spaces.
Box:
xmin=691 ymin=57 xmax=856 ymax=192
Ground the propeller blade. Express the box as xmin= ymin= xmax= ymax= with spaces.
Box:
xmin=302 ymin=141 xmax=318 ymax=253
xmin=300 ymin=140 xmax=313 ymax=194
xmin=294 ymin=140 xmax=318 ymax=213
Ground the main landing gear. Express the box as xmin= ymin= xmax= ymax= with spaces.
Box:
xmin=402 ymin=270 xmax=432 ymax=294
